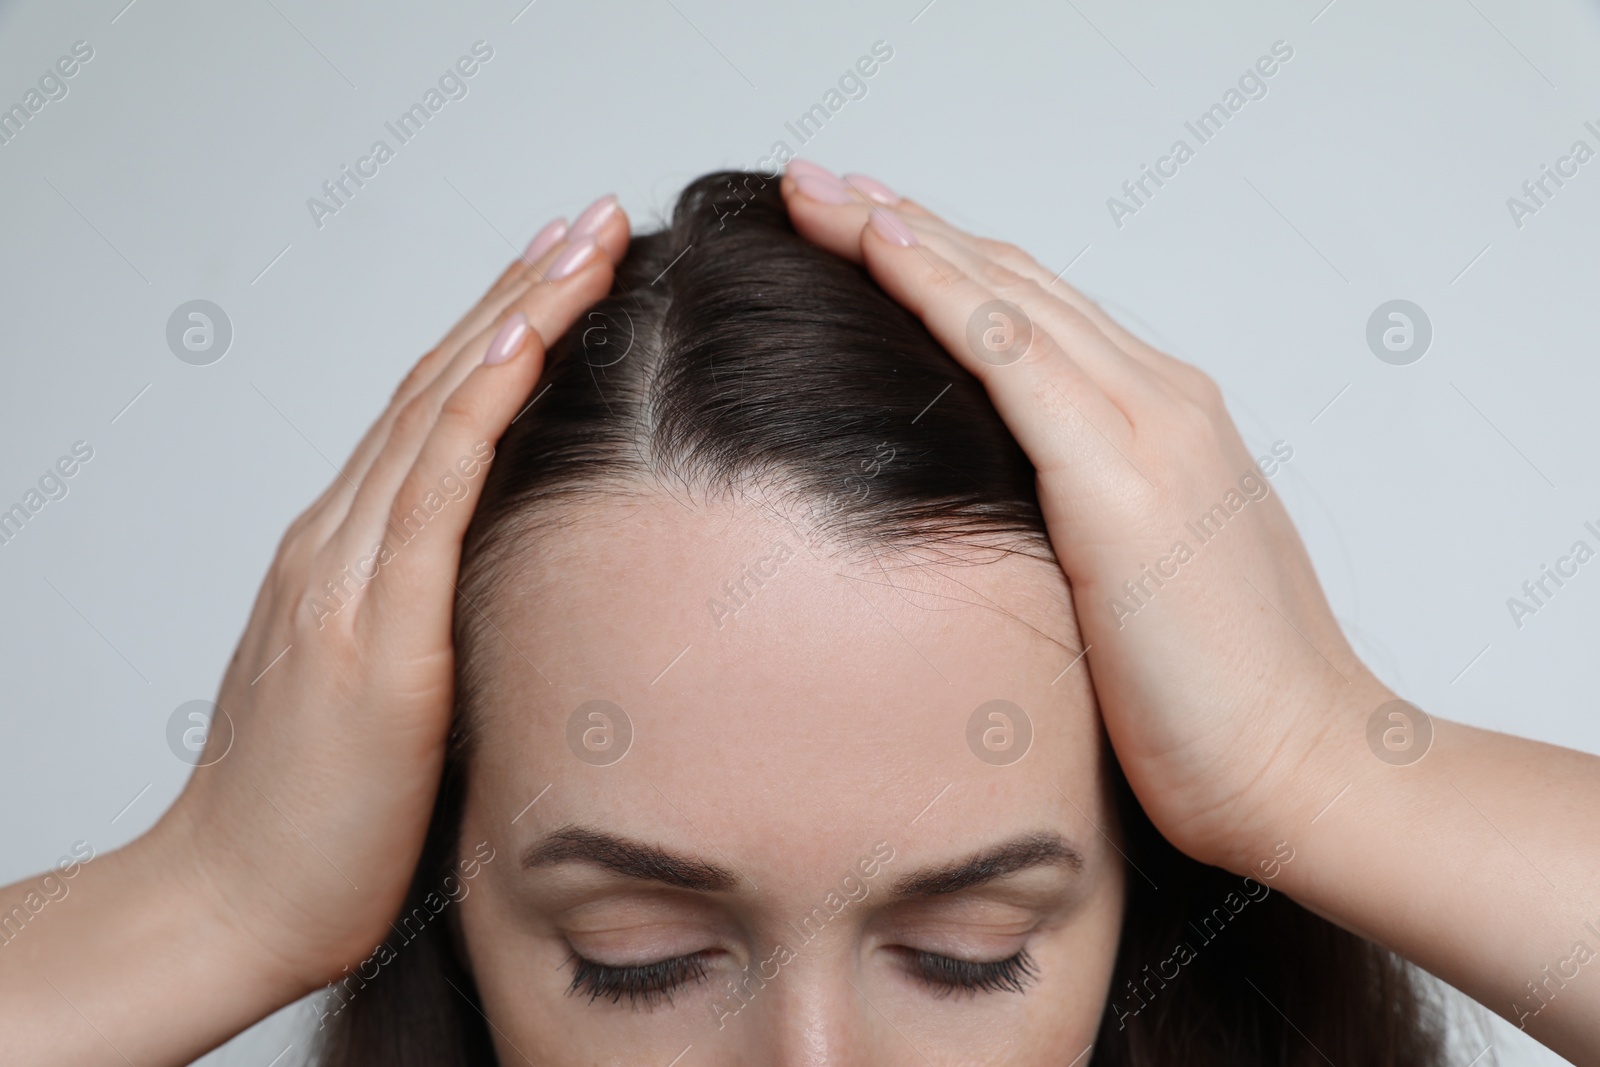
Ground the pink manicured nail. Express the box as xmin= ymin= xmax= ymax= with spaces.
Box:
xmin=794 ymin=174 xmax=854 ymax=204
xmin=523 ymin=218 xmax=567 ymax=262
xmin=786 ymin=158 xmax=840 ymax=184
xmin=484 ymin=311 xmax=529 ymax=365
xmin=547 ymin=237 xmax=597 ymax=280
xmin=869 ymin=208 xmax=917 ymax=247
xmin=843 ymin=173 xmax=898 ymax=205
xmin=568 ymin=194 xmax=619 ymax=240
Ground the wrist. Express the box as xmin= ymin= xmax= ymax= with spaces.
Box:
xmin=141 ymin=798 xmax=325 ymax=1002
xmin=0 ymin=806 xmax=319 ymax=1067
xmin=1204 ymin=670 xmax=1398 ymax=878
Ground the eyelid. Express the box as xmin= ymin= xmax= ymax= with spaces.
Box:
xmin=876 ymin=903 xmax=1046 ymax=955
xmin=563 ymin=916 xmax=717 ymax=944
xmin=548 ymin=890 xmax=738 ymax=953
xmin=894 ymin=912 xmax=1041 ymax=939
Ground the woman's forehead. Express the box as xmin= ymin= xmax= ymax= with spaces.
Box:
xmin=462 ymin=492 xmax=1099 ymax=828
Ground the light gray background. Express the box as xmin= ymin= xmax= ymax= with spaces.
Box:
xmin=1 ymin=0 xmax=1595 ymax=1063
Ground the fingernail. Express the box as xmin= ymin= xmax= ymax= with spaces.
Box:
xmin=843 ymin=173 xmax=898 ymax=205
xmin=484 ymin=311 xmax=530 ymax=365
xmin=869 ymin=208 xmax=918 ymax=247
xmin=568 ymin=194 xmax=619 ymax=240
xmin=795 ymin=174 xmax=854 ymax=205
xmin=547 ymin=237 xmax=597 ymax=280
xmin=786 ymin=158 xmax=840 ymax=184
xmin=523 ymin=218 xmax=567 ymax=262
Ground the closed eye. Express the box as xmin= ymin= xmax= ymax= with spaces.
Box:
xmin=564 ymin=945 xmax=1039 ymax=1009
xmin=566 ymin=951 xmax=713 ymax=1008
xmin=897 ymin=947 xmax=1039 ymax=996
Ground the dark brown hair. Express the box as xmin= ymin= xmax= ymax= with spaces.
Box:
xmin=316 ymin=171 xmax=1447 ymax=1066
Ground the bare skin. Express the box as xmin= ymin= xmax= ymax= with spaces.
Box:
xmin=454 ymin=492 xmax=1123 ymax=1064
xmin=785 ymin=163 xmax=1600 ymax=1061
xmin=0 ymin=172 xmax=1595 ymax=1065
xmin=0 ymin=202 xmax=629 ymax=1067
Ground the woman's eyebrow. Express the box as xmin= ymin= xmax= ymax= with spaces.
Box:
xmin=520 ymin=825 xmax=739 ymax=892
xmin=887 ymin=832 xmax=1085 ymax=900
xmin=518 ymin=827 xmax=1084 ymax=899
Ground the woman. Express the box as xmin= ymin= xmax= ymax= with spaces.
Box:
xmin=2 ymin=167 xmax=1596 ymax=1066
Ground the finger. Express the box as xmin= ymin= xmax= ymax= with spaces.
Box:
xmin=429 ymin=200 xmax=629 ymax=385
xmin=785 ymin=173 xmax=1166 ymax=414
xmin=855 ymin=211 xmax=1137 ymax=484
xmin=282 ymin=242 xmax=582 ymax=552
xmin=487 ymin=242 xmax=545 ymax=297
xmin=286 ymin=198 xmax=630 ymax=554
xmin=854 ymin=184 xmax=1196 ymax=387
xmin=781 ymin=162 xmax=878 ymax=264
xmin=909 ymin=206 xmax=1182 ymax=377
xmin=322 ymin=206 xmax=629 ymax=523
xmin=330 ymin=240 xmax=614 ymax=557
xmin=793 ymin=168 xmax=1187 ymax=388
xmin=566 ymin=194 xmax=630 ymax=273
xmin=358 ymin=310 xmax=546 ymax=636
xmin=873 ymin=211 xmax=1170 ymax=412
xmin=513 ymin=218 xmax=568 ymax=282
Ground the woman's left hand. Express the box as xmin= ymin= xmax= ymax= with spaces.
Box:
xmin=780 ymin=163 xmax=1600 ymax=1062
xmin=781 ymin=163 xmax=1382 ymax=874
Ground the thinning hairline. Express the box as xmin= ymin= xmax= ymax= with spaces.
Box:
xmin=462 ymin=474 xmax=1054 ymax=594
xmin=450 ymin=479 xmax=1064 ymax=748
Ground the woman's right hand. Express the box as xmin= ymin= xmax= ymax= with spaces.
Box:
xmin=151 ymin=201 xmax=628 ymax=994
xmin=4 ymin=198 xmax=629 ymax=1067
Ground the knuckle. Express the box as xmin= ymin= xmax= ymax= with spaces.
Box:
xmin=975 ymin=236 xmax=1014 ymax=257
xmin=980 ymin=238 xmax=1037 ymax=273
xmin=1185 ymin=366 xmax=1225 ymax=407
xmin=977 ymin=256 xmax=1028 ymax=289
xmin=296 ymin=540 xmax=384 ymax=630
xmin=391 ymin=393 xmax=437 ymax=441
xmin=921 ymin=259 xmax=961 ymax=300
xmin=1027 ymin=285 xmax=1093 ymax=335
xmin=393 ymin=352 xmax=438 ymax=402
xmin=273 ymin=515 xmax=318 ymax=573
xmin=390 ymin=468 xmax=433 ymax=520
xmin=279 ymin=508 xmax=313 ymax=548
xmin=1002 ymin=242 xmax=1033 ymax=267
xmin=1173 ymin=394 xmax=1221 ymax=440
xmin=438 ymin=389 xmax=483 ymax=429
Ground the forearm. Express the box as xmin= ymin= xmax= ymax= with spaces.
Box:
xmin=1250 ymin=687 xmax=1600 ymax=1062
xmin=0 ymin=812 xmax=312 ymax=1067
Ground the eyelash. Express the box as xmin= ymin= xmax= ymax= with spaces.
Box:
xmin=566 ymin=947 xmax=1038 ymax=1007
xmin=567 ymin=952 xmax=711 ymax=1008
xmin=902 ymin=947 xmax=1039 ymax=997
